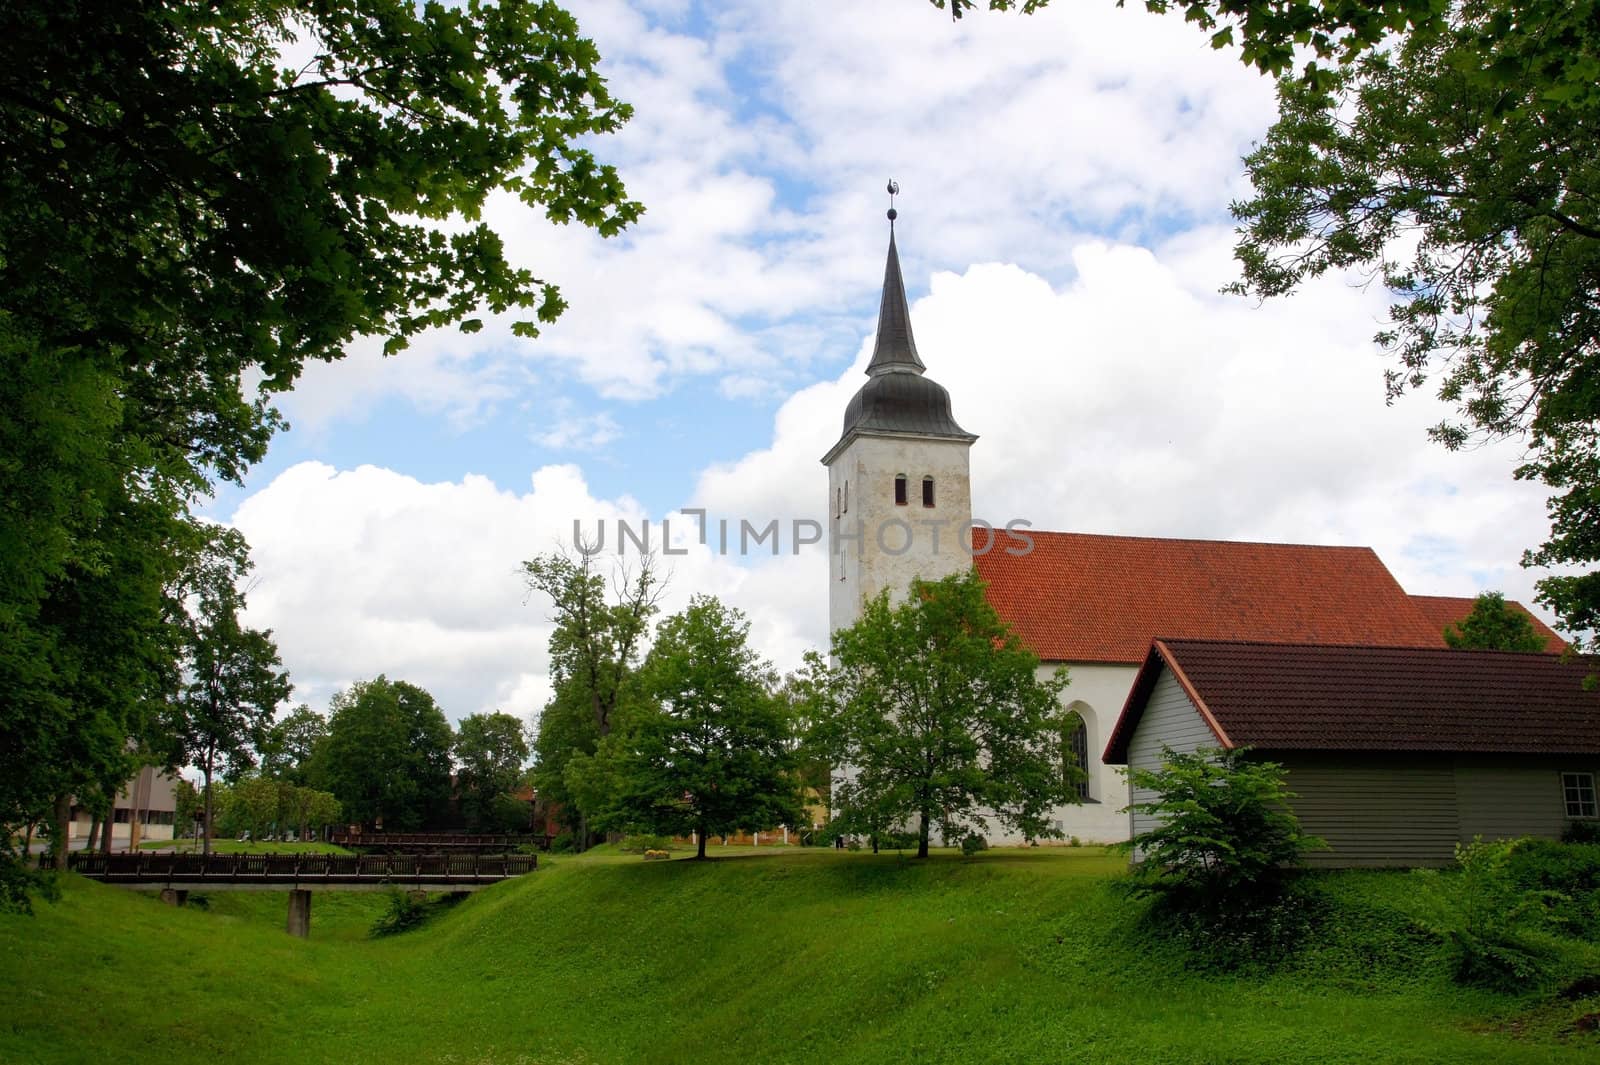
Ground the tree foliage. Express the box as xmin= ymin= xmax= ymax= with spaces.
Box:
xmin=931 ymin=0 xmax=1448 ymax=82
xmin=580 ymin=596 xmax=803 ymax=860
xmin=1442 ymin=592 xmax=1550 ymax=653
xmin=454 ymin=712 xmax=531 ymax=831
xmin=323 ymin=677 xmax=454 ymax=831
xmin=808 ymin=570 xmax=1075 ymax=859
xmin=0 ymin=0 xmax=636 ymax=905
xmin=524 ymin=549 xmax=661 ymax=841
xmin=258 ymin=705 xmax=330 ymax=786
xmin=1225 ymin=0 xmax=1600 ymax=643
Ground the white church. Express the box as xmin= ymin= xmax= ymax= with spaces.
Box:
xmin=821 ymin=214 xmax=1564 ymax=845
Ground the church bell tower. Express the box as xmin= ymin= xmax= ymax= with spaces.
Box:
xmin=822 ymin=188 xmax=977 ymax=636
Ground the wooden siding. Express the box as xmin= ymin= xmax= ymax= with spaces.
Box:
xmin=1455 ymin=756 xmax=1579 ymax=841
xmin=1279 ymin=755 xmax=1459 ymax=867
xmin=1126 ymin=668 xmax=1218 ymax=840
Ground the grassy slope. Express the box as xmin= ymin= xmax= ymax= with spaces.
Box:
xmin=2 ymin=847 xmax=1595 ymax=1065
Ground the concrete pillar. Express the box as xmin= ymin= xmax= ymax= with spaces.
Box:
xmin=159 ymin=889 xmax=188 ymax=907
xmin=286 ymin=889 xmax=312 ymax=938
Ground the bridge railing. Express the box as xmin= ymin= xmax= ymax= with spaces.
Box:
xmin=66 ymin=851 xmax=536 ymax=883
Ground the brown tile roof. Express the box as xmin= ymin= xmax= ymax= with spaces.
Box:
xmin=975 ymin=531 xmax=1445 ymax=664
xmin=1409 ymin=594 xmax=1566 ymax=654
xmin=1104 ymin=638 xmax=1600 ymax=763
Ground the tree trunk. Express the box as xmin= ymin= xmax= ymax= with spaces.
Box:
xmin=201 ymin=765 xmax=214 ymax=858
xmin=22 ymin=822 xmax=35 ymax=866
xmin=86 ymin=810 xmax=101 ymax=853
xmin=51 ymin=793 xmax=71 ymax=869
xmin=696 ymin=821 xmax=707 ymax=860
xmin=916 ymin=808 xmax=930 ymax=859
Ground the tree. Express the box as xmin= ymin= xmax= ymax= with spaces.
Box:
xmin=1223 ymin=0 xmax=1600 ymax=645
xmin=581 ymin=597 xmax=803 ymax=860
xmin=454 ymin=712 xmax=531 ymax=831
xmin=164 ymin=531 xmax=293 ymax=856
xmin=809 ymin=570 xmax=1075 ymax=859
xmin=1 ymin=0 xmax=637 ymax=906
xmin=1122 ymin=746 xmax=1323 ymax=901
xmin=173 ymin=777 xmax=201 ymax=840
xmin=323 ymin=677 xmax=454 ymax=831
xmin=524 ymin=548 xmax=661 ymax=844
xmin=258 ymin=705 xmax=330 ymax=785
xmin=1442 ymin=592 xmax=1550 ymax=653
xmin=932 ymin=1 xmax=1449 ymax=82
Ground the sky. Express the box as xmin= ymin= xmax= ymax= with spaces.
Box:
xmin=217 ymin=0 xmax=1561 ymax=728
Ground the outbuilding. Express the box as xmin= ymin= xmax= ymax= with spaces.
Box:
xmin=1103 ymin=639 xmax=1600 ymax=867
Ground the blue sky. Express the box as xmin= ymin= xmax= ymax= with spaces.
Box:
xmin=227 ymin=0 xmax=1560 ymax=724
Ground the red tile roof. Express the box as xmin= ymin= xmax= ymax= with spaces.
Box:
xmin=1409 ymin=594 xmax=1566 ymax=654
xmin=1104 ymin=638 xmax=1600 ymax=762
xmin=975 ymin=531 xmax=1445 ymax=664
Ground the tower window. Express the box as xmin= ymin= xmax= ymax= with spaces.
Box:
xmin=843 ymin=481 xmax=848 ymax=513
xmin=922 ymin=477 xmax=935 ymax=507
xmin=894 ymin=475 xmax=907 ymax=506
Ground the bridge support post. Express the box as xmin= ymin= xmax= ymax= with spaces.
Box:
xmin=286 ymin=889 xmax=312 ymax=938
xmin=159 ymin=889 xmax=188 ymax=907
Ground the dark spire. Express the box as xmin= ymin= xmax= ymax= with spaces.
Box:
xmin=866 ymin=181 xmax=925 ymax=377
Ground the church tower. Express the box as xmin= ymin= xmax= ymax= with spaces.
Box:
xmin=823 ymin=198 xmax=977 ymax=636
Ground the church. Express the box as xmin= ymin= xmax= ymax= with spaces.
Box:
xmin=822 ymin=214 xmax=1565 ymax=845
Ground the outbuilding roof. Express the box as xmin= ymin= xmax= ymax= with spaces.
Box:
xmin=975 ymin=532 xmax=1446 ymax=664
xmin=1103 ymin=638 xmax=1600 ymax=763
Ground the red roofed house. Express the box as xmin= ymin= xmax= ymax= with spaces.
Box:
xmin=823 ymin=218 xmax=1566 ymax=845
xmin=1104 ymin=640 xmax=1600 ymax=865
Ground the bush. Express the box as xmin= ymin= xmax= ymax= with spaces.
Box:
xmin=642 ymin=849 xmax=670 ymax=861
xmin=548 ymin=833 xmax=576 ymax=854
xmin=1122 ymin=746 xmax=1324 ymax=903
xmin=1503 ymin=838 xmax=1600 ymax=942
xmin=960 ymin=833 xmax=988 ymax=857
xmin=369 ymin=890 xmax=431 ymax=938
xmin=1562 ymin=820 xmax=1600 ymax=845
xmin=1429 ymin=838 xmax=1561 ymax=991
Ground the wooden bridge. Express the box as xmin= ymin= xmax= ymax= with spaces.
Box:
xmin=64 ymin=851 xmax=536 ymax=937
xmin=327 ymin=831 xmax=549 ymax=852
xmin=68 ymin=850 xmax=536 ymax=887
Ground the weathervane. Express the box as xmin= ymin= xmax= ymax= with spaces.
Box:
xmin=887 ymin=179 xmax=899 ymax=225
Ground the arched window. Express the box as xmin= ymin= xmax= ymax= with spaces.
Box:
xmin=922 ymin=477 xmax=935 ymax=507
xmin=894 ymin=474 xmax=908 ymax=506
xmin=1063 ymin=709 xmax=1091 ymax=800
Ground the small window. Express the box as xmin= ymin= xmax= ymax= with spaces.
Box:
xmin=843 ymin=481 xmax=848 ymax=513
xmin=834 ymin=487 xmax=841 ymax=519
xmin=1564 ymin=772 xmax=1598 ymax=818
xmin=894 ymin=475 xmax=907 ymax=506
xmin=922 ymin=477 xmax=935 ymax=507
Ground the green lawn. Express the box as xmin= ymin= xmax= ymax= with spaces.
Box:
xmin=137 ymin=839 xmax=354 ymax=855
xmin=2 ymin=846 xmax=1596 ymax=1064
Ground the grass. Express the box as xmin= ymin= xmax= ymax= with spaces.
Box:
xmin=136 ymin=839 xmax=355 ymax=855
xmin=3 ymin=846 xmax=1597 ymax=1064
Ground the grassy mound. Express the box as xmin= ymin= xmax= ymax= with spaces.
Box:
xmin=2 ymin=847 xmax=1596 ymax=1064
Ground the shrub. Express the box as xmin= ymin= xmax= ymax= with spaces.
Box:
xmin=642 ymin=849 xmax=670 ymax=861
xmin=369 ymin=890 xmax=430 ymax=938
xmin=1562 ymin=820 xmax=1600 ymax=845
xmin=1122 ymin=746 xmax=1323 ymax=903
xmin=548 ymin=833 xmax=576 ymax=854
xmin=1503 ymin=838 xmax=1600 ymax=942
xmin=960 ymin=833 xmax=988 ymax=857
xmin=1427 ymin=838 xmax=1561 ymax=991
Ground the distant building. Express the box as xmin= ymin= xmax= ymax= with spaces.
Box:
xmin=69 ymin=765 xmax=180 ymax=848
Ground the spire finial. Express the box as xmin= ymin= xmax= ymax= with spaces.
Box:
xmin=886 ymin=179 xmax=899 ymax=225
